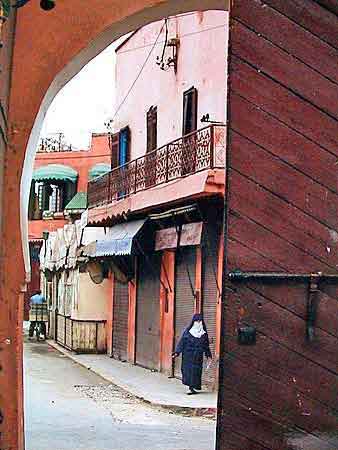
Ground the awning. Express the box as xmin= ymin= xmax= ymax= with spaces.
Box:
xmin=82 ymin=219 xmax=147 ymax=257
xmin=88 ymin=163 xmax=111 ymax=181
xmin=65 ymin=192 xmax=87 ymax=211
xmin=33 ymin=164 xmax=78 ymax=183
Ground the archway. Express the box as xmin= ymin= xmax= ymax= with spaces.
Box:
xmin=1 ymin=1 xmax=228 ymax=449
xmin=1 ymin=1 xmax=337 ymax=449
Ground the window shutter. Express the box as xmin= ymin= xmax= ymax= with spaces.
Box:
xmin=183 ymin=87 xmax=198 ymax=135
xmin=110 ymin=132 xmax=119 ymax=169
xmin=146 ymin=106 xmax=157 ymax=152
xmin=191 ymin=88 xmax=198 ymax=133
xmin=147 ymin=109 xmax=152 ymax=152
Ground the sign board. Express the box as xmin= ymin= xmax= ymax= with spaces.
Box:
xmin=80 ymin=209 xmax=88 ymax=229
xmin=155 ymin=222 xmax=203 ymax=251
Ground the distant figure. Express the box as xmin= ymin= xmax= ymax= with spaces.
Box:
xmin=29 ymin=290 xmax=47 ymax=339
xmin=172 ymin=313 xmax=212 ymax=395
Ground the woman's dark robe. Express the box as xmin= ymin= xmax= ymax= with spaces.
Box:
xmin=175 ymin=328 xmax=212 ymax=390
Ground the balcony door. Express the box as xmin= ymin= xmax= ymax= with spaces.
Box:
xmin=182 ymin=87 xmax=198 ymax=175
xmin=118 ymin=127 xmax=130 ymax=198
xmin=145 ymin=106 xmax=157 ymax=187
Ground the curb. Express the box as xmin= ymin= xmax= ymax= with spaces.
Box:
xmin=47 ymin=340 xmax=216 ymax=420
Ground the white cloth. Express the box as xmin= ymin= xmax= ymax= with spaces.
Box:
xmin=189 ymin=321 xmax=206 ymax=339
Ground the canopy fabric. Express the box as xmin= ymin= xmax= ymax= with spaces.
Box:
xmin=33 ymin=164 xmax=78 ymax=183
xmin=65 ymin=192 xmax=87 ymax=211
xmin=82 ymin=219 xmax=147 ymax=257
xmin=88 ymin=163 xmax=111 ymax=181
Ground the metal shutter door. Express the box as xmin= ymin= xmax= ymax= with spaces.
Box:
xmin=136 ymin=253 xmax=161 ymax=370
xmin=174 ymin=246 xmax=196 ymax=379
xmin=202 ymin=223 xmax=220 ymax=388
xmin=112 ymin=279 xmax=129 ymax=361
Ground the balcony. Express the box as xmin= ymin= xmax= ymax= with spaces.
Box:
xmin=88 ymin=125 xmax=226 ymax=209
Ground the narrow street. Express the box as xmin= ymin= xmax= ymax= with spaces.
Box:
xmin=24 ymin=338 xmax=215 ymax=450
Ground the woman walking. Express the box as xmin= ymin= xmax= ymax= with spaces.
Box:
xmin=172 ymin=313 xmax=212 ymax=395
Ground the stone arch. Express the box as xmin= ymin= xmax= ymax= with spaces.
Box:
xmin=1 ymin=1 xmax=229 ymax=448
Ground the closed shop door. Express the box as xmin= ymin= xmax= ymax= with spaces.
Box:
xmin=174 ymin=247 xmax=196 ymax=379
xmin=202 ymin=223 xmax=220 ymax=388
xmin=136 ymin=253 xmax=161 ymax=370
xmin=112 ymin=280 xmax=129 ymax=361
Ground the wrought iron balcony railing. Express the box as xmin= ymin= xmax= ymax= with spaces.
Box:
xmin=87 ymin=124 xmax=226 ymax=209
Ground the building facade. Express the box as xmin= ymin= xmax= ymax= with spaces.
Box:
xmin=25 ymin=133 xmax=111 ymax=319
xmin=86 ymin=11 xmax=228 ymax=389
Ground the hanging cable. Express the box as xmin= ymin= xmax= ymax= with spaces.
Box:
xmin=173 ymin=219 xmax=196 ymax=300
xmin=118 ymin=23 xmax=227 ymax=55
xmin=110 ymin=21 xmax=165 ymax=124
xmin=196 ymin=205 xmax=221 ymax=298
xmin=134 ymin=239 xmax=172 ymax=293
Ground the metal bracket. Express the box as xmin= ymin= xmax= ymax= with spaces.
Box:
xmin=228 ymin=270 xmax=338 ymax=343
xmin=306 ymin=274 xmax=320 ymax=342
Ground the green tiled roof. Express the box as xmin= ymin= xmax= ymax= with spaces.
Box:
xmin=65 ymin=192 xmax=87 ymax=211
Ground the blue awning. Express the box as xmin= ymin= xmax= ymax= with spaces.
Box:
xmin=82 ymin=219 xmax=147 ymax=257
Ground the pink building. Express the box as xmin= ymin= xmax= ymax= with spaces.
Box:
xmin=77 ymin=11 xmax=228 ymax=389
xmin=113 ymin=10 xmax=227 ymax=160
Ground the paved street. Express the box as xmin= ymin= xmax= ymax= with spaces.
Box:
xmin=24 ymin=339 xmax=215 ymax=450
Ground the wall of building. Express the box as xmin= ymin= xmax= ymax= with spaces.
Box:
xmin=34 ymin=133 xmax=111 ymax=192
xmin=29 ymin=133 xmax=111 ymax=239
xmin=114 ymin=10 xmax=228 ymax=159
xmin=72 ymin=271 xmax=110 ymax=321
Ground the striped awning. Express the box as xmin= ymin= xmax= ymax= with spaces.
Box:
xmin=88 ymin=163 xmax=111 ymax=181
xmin=82 ymin=219 xmax=147 ymax=257
xmin=33 ymin=164 xmax=78 ymax=183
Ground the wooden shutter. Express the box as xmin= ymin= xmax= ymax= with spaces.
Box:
xmin=174 ymin=247 xmax=196 ymax=379
xmin=201 ymin=222 xmax=220 ymax=389
xmin=136 ymin=252 xmax=161 ymax=370
xmin=146 ymin=106 xmax=157 ymax=152
xmin=110 ymin=132 xmax=119 ymax=169
xmin=183 ymin=87 xmax=198 ymax=136
xmin=118 ymin=126 xmax=131 ymax=166
xmin=112 ymin=280 xmax=129 ymax=361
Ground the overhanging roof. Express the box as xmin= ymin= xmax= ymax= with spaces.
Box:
xmin=88 ymin=163 xmax=111 ymax=181
xmin=82 ymin=219 xmax=147 ymax=257
xmin=65 ymin=192 xmax=87 ymax=210
xmin=33 ymin=164 xmax=78 ymax=183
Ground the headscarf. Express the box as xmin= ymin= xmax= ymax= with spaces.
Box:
xmin=188 ymin=314 xmax=207 ymax=339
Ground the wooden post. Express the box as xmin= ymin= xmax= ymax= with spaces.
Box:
xmin=106 ymin=272 xmax=114 ymax=357
xmin=215 ymin=229 xmax=224 ymax=362
xmin=159 ymin=251 xmax=175 ymax=375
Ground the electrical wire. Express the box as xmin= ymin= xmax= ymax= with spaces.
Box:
xmin=110 ymin=21 xmax=165 ymax=123
xmin=118 ymin=23 xmax=227 ymax=55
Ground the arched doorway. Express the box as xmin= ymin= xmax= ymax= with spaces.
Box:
xmin=1 ymin=1 xmax=337 ymax=449
xmin=0 ymin=1 xmax=228 ymax=449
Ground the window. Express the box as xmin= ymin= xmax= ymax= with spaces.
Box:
xmin=110 ymin=132 xmax=119 ymax=169
xmin=182 ymin=87 xmax=198 ymax=175
xmin=146 ymin=106 xmax=157 ymax=153
xmin=118 ymin=126 xmax=130 ymax=166
xmin=182 ymin=87 xmax=198 ymax=136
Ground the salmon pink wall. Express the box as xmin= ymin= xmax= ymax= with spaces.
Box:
xmin=114 ymin=11 xmax=228 ymax=159
xmin=34 ymin=133 xmax=111 ymax=191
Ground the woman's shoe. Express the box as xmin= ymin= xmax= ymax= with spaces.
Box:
xmin=187 ymin=388 xmax=198 ymax=395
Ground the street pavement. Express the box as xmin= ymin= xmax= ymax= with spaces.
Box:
xmin=24 ymin=338 xmax=215 ymax=450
